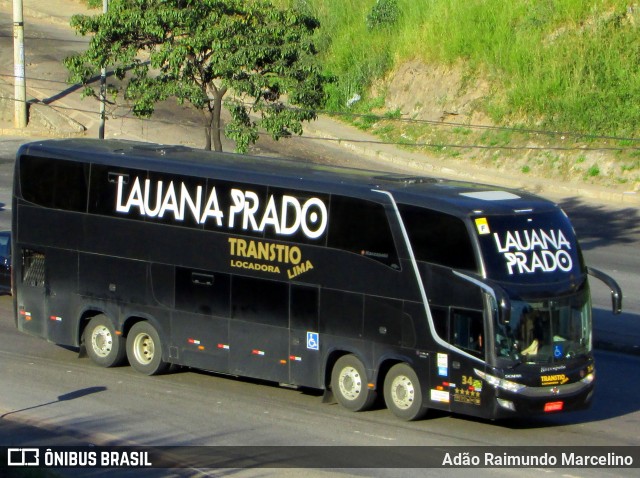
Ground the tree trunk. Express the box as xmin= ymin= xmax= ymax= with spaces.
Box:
xmin=204 ymin=115 xmax=212 ymax=151
xmin=211 ymin=89 xmax=225 ymax=152
xmin=200 ymin=86 xmax=227 ymax=152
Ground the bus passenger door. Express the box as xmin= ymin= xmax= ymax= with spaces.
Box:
xmin=289 ymin=284 xmax=322 ymax=388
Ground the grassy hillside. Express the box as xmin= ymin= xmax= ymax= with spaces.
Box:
xmin=298 ymin=0 xmax=640 ymax=136
xmin=83 ymin=0 xmax=640 ymax=186
xmin=280 ymin=0 xmax=639 ymax=188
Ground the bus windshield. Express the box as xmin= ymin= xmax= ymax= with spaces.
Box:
xmin=494 ymin=284 xmax=592 ymax=365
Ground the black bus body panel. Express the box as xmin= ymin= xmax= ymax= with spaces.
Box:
xmin=11 ymin=139 xmax=600 ymax=419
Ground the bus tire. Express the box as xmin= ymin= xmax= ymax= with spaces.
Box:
xmin=84 ymin=314 xmax=126 ymax=368
xmin=331 ymin=354 xmax=377 ymax=412
xmin=384 ymin=363 xmax=427 ymax=421
xmin=126 ymin=321 xmax=169 ymax=376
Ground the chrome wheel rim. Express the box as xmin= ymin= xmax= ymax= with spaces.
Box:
xmin=390 ymin=375 xmax=415 ymax=410
xmin=132 ymin=333 xmax=155 ymax=365
xmin=338 ymin=366 xmax=363 ymax=400
xmin=91 ymin=325 xmax=113 ymax=357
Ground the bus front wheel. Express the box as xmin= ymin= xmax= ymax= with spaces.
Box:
xmin=126 ymin=321 xmax=169 ymax=376
xmin=384 ymin=363 xmax=427 ymax=421
xmin=331 ymin=355 xmax=377 ymax=412
xmin=84 ymin=314 xmax=126 ymax=368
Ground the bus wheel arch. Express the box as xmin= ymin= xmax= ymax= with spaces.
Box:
xmin=330 ymin=354 xmax=377 ymax=412
xmin=383 ymin=362 xmax=427 ymax=421
xmin=125 ymin=319 xmax=170 ymax=376
xmin=82 ymin=313 xmax=126 ymax=368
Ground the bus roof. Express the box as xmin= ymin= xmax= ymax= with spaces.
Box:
xmin=18 ymin=138 xmax=557 ymax=217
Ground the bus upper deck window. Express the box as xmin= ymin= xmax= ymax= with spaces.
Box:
xmin=327 ymin=195 xmax=399 ymax=268
xmin=398 ymin=205 xmax=477 ymax=270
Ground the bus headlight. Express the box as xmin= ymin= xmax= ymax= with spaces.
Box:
xmin=580 ymin=372 xmax=595 ymax=384
xmin=475 ymin=369 xmax=526 ymax=393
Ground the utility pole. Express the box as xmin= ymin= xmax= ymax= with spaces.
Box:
xmin=98 ymin=0 xmax=108 ymax=139
xmin=13 ymin=0 xmax=27 ymax=128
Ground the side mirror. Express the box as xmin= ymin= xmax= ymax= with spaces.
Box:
xmin=587 ymin=267 xmax=623 ymax=315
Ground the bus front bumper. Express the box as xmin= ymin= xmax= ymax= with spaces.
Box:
xmin=490 ymin=377 xmax=595 ymax=418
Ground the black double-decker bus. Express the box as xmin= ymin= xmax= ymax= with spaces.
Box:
xmin=12 ymin=138 xmax=622 ymax=420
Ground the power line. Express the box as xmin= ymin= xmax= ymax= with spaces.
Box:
xmin=3 ymin=72 xmax=640 ymax=153
xmin=4 ymin=96 xmax=640 ymax=154
xmin=0 ymin=73 xmax=71 ymax=87
xmin=3 ymin=65 xmax=640 ymax=145
xmin=0 ymin=33 xmax=89 ymax=45
xmin=266 ymin=104 xmax=640 ymax=144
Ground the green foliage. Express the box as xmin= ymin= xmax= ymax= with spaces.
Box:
xmin=366 ymin=0 xmax=400 ymax=31
xmin=587 ymin=164 xmax=601 ymax=177
xmin=66 ymin=0 xmax=325 ymax=152
xmin=384 ymin=108 xmax=401 ymax=119
xmin=354 ymin=113 xmax=378 ymax=130
xmin=301 ymin=0 xmax=394 ymax=113
xmin=308 ymin=0 xmax=640 ymax=140
xmin=452 ymin=126 xmax=472 ymax=135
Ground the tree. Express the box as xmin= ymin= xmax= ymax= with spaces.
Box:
xmin=64 ymin=0 xmax=325 ymax=152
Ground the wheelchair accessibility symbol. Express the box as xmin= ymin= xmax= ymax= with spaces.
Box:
xmin=554 ymin=344 xmax=564 ymax=359
xmin=307 ymin=332 xmax=319 ymax=350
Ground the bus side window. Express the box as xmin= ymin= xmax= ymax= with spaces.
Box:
xmin=327 ymin=195 xmax=399 ymax=268
xmin=22 ymin=249 xmax=45 ymax=287
xmin=451 ymin=309 xmax=484 ymax=358
xmin=20 ymin=156 xmax=89 ymax=212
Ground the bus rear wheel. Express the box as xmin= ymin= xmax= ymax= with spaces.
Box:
xmin=331 ymin=354 xmax=377 ymax=412
xmin=384 ymin=363 xmax=427 ymax=421
xmin=84 ymin=314 xmax=126 ymax=367
xmin=126 ymin=321 xmax=169 ymax=376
